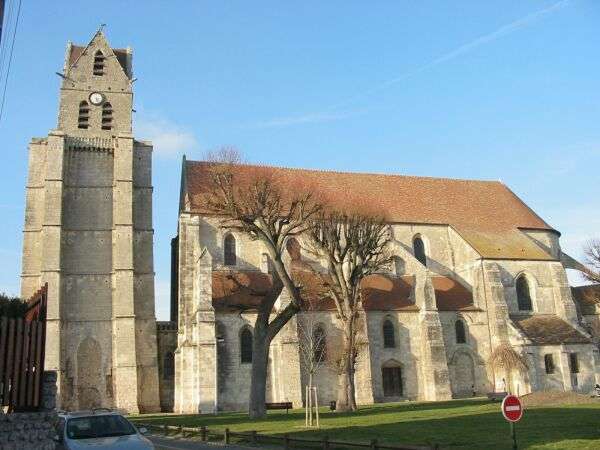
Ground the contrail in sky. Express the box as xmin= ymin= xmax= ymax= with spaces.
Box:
xmin=254 ymin=0 xmax=572 ymax=128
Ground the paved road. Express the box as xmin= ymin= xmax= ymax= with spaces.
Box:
xmin=149 ymin=434 xmax=267 ymax=450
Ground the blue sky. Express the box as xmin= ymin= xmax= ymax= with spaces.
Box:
xmin=0 ymin=1 xmax=598 ymax=320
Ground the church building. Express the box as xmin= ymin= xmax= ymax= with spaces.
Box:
xmin=20 ymin=31 xmax=600 ymax=414
xmin=20 ymin=30 xmax=160 ymax=413
xmin=167 ymin=161 xmax=600 ymax=413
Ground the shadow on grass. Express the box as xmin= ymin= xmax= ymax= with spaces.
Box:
xmin=131 ymin=401 xmax=600 ymax=449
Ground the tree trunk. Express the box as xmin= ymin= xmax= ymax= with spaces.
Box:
xmin=249 ymin=326 xmax=270 ymax=419
xmin=336 ymin=318 xmax=357 ymax=412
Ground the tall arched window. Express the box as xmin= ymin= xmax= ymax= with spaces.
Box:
xmin=516 ymin=275 xmax=533 ymax=311
xmin=224 ymin=234 xmax=236 ymax=266
xmin=240 ymin=328 xmax=253 ymax=363
xmin=78 ymin=101 xmax=89 ymax=129
xmin=383 ymin=320 xmax=395 ymax=348
xmin=163 ymin=352 xmax=175 ymax=378
xmin=101 ymin=102 xmax=113 ymax=130
xmin=455 ymin=320 xmax=466 ymax=344
xmin=544 ymin=354 xmax=555 ymax=374
xmin=312 ymin=325 xmax=327 ymax=363
xmin=93 ymin=50 xmax=105 ymax=75
xmin=413 ymin=236 xmax=427 ymax=266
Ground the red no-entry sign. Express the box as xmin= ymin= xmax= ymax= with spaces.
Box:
xmin=502 ymin=394 xmax=524 ymax=422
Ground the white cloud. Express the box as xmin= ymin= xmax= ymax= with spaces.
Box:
xmin=135 ymin=113 xmax=198 ymax=158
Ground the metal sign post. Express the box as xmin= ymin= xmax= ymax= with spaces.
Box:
xmin=501 ymin=394 xmax=524 ymax=450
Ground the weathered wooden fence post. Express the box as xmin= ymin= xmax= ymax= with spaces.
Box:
xmin=179 ymin=425 xmax=184 ymax=437
xmin=251 ymin=430 xmax=258 ymax=444
xmin=224 ymin=428 xmax=230 ymax=444
xmin=162 ymin=424 xmax=168 ymax=435
xmin=200 ymin=425 xmax=207 ymax=441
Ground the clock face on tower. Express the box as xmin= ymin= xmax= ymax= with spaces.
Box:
xmin=89 ymin=92 xmax=104 ymax=106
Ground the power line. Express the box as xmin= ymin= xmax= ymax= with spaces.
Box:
xmin=0 ymin=0 xmax=21 ymax=125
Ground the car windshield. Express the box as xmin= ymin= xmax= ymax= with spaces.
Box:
xmin=66 ymin=415 xmax=137 ymax=440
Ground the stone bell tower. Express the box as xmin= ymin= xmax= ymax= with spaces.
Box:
xmin=20 ymin=29 xmax=160 ymax=412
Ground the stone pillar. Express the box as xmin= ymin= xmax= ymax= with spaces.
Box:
xmin=354 ymin=310 xmax=375 ymax=405
xmin=272 ymin=314 xmax=304 ymax=408
xmin=175 ymin=242 xmax=217 ymax=414
xmin=559 ymin=349 xmax=573 ymax=392
xmin=111 ymin=133 xmax=139 ymax=413
xmin=481 ymin=262 xmax=510 ymax=346
xmin=550 ymin=262 xmax=579 ymax=325
xmin=40 ymin=130 xmax=65 ymax=409
xmin=415 ymin=273 xmax=452 ymax=401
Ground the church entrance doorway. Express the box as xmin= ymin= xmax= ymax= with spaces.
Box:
xmin=382 ymin=367 xmax=403 ymax=397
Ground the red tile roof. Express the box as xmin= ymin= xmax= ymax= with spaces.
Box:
xmin=184 ymin=161 xmax=556 ymax=260
xmin=211 ymin=269 xmax=473 ymax=312
xmin=512 ymin=315 xmax=591 ymax=345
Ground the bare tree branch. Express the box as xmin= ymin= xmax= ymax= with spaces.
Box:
xmin=583 ymin=239 xmax=600 ymax=284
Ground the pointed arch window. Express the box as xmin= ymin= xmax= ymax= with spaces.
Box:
xmin=101 ymin=102 xmax=113 ymax=130
xmin=240 ymin=328 xmax=253 ymax=363
xmin=455 ymin=319 xmax=467 ymax=344
xmin=224 ymin=234 xmax=237 ymax=266
xmin=413 ymin=236 xmax=427 ymax=266
xmin=78 ymin=101 xmax=89 ymax=129
xmin=516 ymin=275 xmax=533 ymax=311
xmin=93 ymin=50 xmax=105 ymax=76
xmin=383 ymin=320 xmax=395 ymax=348
xmin=312 ymin=325 xmax=327 ymax=363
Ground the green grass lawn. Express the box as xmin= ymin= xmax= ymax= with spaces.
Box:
xmin=131 ymin=399 xmax=600 ymax=449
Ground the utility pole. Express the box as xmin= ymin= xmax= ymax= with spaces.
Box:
xmin=0 ymin=0 xmax=5 ymax=45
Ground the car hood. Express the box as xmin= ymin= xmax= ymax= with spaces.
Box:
xmin=67 ymin=434 xmax=153 ymax=450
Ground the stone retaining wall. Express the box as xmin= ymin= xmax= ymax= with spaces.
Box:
xmin=0 ymin=411 xmax=56 ymax=450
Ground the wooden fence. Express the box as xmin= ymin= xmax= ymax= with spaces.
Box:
xmin=0 ymin=283 xmax=48 ymax=411
xmin=138 ymin=423 xmax=439 ymax=450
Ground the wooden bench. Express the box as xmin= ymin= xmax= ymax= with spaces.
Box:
xmin=265 ymin=402 xmax=293 ymax=413
xmin=487 ymin=392 xmax=508 ymax=402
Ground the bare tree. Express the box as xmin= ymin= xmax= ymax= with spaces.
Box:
xmin=306 ymin=212 xmax=392 ymax=412
xmin=583 ymin=239 xmax=600 ymax=284
xmin=297 ymin=297 xmax=328 ymax=426
xmin=203 ymin=149 xmax=322 ymax=419
xmin=489 ymin=343 xmax=528 ymax=394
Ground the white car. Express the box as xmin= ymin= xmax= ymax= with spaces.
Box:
xmin=54 ymin=409 xmax=155 ymax=450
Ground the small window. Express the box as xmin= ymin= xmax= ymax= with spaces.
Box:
xmin=382 ymin=366 xmax=403 ymax=397
xmin=163 ymin=352 xmax=174 ymax=378
xmin=312 ymin=326 xmax=326 ymax=363
xmin=383 ymin=320 xmax=395 ymax=348
xmin=569 ymin=353 xmax=579 ymax=374
xmin=93 ymin=50 xmax=105 ymax=76
xmin=224 ymin=234 xmax=236 ymax=266
xmin=544 ymin=354 xmax=555 ymax=374
xmin=101 ymin=102 xmax=113 ymax=130
xmin=516 ymin=276 xmax=533 ymax=311
xmin=240 ymin=328 xmax=253 ymax=363
xmin=413 ymin=236 xmax=427 ymax=266
xmin=455 ymin=320 xmax=466 ymax=344
xmin=78 ymin=101 xmax=89 ymax=129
